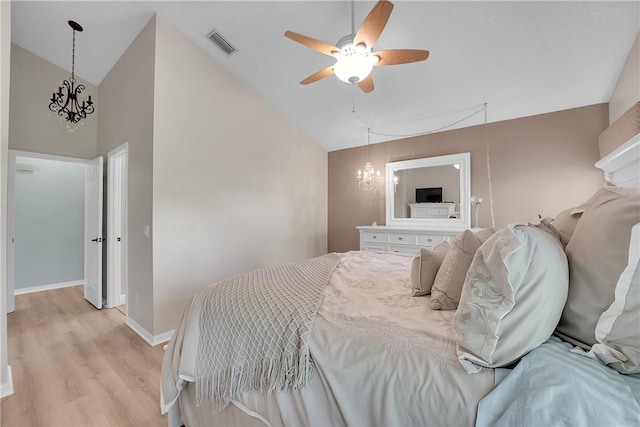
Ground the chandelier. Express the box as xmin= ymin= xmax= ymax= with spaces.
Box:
xmin=356 ymin=128 xmax=380 ymax=190
xmin=48 ymin=20 xmax=94 ymax=126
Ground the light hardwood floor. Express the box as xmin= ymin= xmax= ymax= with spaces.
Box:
xmin=1 ymin=286 xmax=168 ymax=426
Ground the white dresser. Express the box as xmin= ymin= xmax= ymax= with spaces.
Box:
xmin=357 ymin=225 xmax=474 ymax=255
xmin=408 ymin=203 xmax=456 ymax=219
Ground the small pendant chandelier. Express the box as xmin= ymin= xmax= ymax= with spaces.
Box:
xmin=356 ymin=128 xmax=380 ymax=190
xmin=48 ymin=20 xmax=94 ymax=126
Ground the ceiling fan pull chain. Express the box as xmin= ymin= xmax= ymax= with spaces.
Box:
xmin=352 ymin=85 xmax=356 ymax=113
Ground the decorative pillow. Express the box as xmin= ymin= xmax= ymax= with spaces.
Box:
xmin=584 ymin=224 xmax=640 ymax=373
xmin=411 ymin=242 xmax=450 ymax=297
xmin=454 ymin=224 xmax=569 ymax=373
xmin=529 ymin=217 xmax=561 ymax=241
xmin=551 ymin=207 xmax=585 ymax=248
xmin=550 ymin=182 xmax=629 ymax=249
xmin=474 ymin=228 xmax=495 ymax=243
xmin=430 ymin=229 xmax=494 ymax=310
xmin=556 ymin=185 xmax=640 ymax=347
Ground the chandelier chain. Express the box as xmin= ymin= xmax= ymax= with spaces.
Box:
xmin=356 ymin=127 xmax=380 ymax=190
xmin=483 ymin=103 xmax=496 ymax=229
xmin=71 ymin=28 xmax=76 ymax=81
xmin=367 ymin=127 xmax=370 ymax=156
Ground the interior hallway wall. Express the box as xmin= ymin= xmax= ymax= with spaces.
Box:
xmin=97 ymin=17 xmax=156 ymax=333
xmin=9 ymin=44 xmax=97 ymax=159
xmin=13 ymin=157 xmax=84 ymax=289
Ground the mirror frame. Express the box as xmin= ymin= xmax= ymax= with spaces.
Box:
xmin=385 ymin=152 xmax=471 ymax=228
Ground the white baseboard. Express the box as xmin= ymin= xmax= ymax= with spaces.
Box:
xmin=14 ymin=280 xmax=83 ymax=295
xmin=154 ymin=329 xmax=175 ymax=345
xmin=1 ymin=365 xmax=14 ymax=398
xmin=119 ymin=294 xmax=126 ymax=306
xmin=126 ymin=316 xmax=175 ymax=347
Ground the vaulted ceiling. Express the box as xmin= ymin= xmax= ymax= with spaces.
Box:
xmin=11 ymin=1 xmax=640 ymax=151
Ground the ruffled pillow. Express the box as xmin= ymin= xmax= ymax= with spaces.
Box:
xmin=455 ymin=224 xmax=569 ymax=373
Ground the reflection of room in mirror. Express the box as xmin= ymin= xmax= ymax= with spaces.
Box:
xmin=393 ymin=165 xmax=460 ymax=219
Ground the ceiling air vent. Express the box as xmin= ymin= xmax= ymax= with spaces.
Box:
xmin=207 ymin=30 xmax=237 ymax=56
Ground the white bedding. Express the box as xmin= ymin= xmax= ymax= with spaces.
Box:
xmin=476 ymin=336 xmax=640 ymax=426
xmin=162 ymin=251 xmax=495 ymax=426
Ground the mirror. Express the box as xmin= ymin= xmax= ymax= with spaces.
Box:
xmin=385 ymin=153 xmax=471 ymax=228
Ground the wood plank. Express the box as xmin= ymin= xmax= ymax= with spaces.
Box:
xmin=1 ymin=286 xmax=168 ymax=426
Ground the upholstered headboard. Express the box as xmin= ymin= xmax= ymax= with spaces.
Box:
xmin=595 ymin=134 xmax=640 ymax=187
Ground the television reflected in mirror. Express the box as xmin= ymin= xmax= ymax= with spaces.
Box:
xmin=416 ymin=187 xmax=443 ymax=203
xmin=386 ymin=153 xmax=471 ymax=228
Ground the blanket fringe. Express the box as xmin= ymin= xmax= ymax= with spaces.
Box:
xmin=196 ymin=351 xmax=315 ymax=412
xmin=194 ymin=253 xmax=339 ymax=413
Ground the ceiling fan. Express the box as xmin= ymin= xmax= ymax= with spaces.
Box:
xmin=284 ymin=0 xmax=429 ymax=93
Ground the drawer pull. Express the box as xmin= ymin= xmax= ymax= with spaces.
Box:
xmin=372 ymin=236 xmax=377 ymax=239
xmin=398 ymin=237 xmax=403 ymax=241
xmin=427 ymin=238 xmax=432 ymax=242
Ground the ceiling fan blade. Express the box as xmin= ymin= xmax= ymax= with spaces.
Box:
xmin=357 ymin=75 xmax=374 ymax=93
xmin=300 ymin=66 xmax=335 ymax=85
xmin=373 ymin=49 xmax=430 ymax=66
xmin=285 ymin=31 xmax=340 ymax=56
xmin=353 ymin=0 xmax=394 ymax=49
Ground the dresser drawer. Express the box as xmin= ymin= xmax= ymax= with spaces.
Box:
xmin=416 ymin=234 xmax=447 ymax=247
xmin=429 ymin=207 xmax=451 ymax=218
xmin=362 ymin=243 xmax=386 ymax=252
xmin=388 ymin=233 xmax=414 ymax=245
xmin=387 ymin=245 xmax=419 ymax=255
xmin=363 ymin=231 xmax=387 ymax=243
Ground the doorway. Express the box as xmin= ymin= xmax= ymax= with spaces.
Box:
xmin=6 ymin=150 xmax=104 ymax=312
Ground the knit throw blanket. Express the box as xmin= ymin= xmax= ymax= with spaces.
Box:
xmin=195 ymin=253 xmax=341 ymax=412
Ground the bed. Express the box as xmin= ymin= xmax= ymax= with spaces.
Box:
xmin=161 ymin=135 xmax=640 ymax=427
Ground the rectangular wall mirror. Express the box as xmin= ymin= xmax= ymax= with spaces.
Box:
xmin=385 ymin=153 xmax=471 ymax=228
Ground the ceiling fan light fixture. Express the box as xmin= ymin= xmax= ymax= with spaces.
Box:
xmin=333 ymin=46 xmax=378 ymax=83
xmin=285 ymin=0 xmax=428 ymax=92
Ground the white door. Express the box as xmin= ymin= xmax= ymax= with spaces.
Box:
xmin=84 ymin=156 xmax=103 ymax=309
xmin=107 ymin=144 xmax=128 ymax=308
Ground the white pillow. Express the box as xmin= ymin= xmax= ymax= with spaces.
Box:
xmin=584 ymin=224 xmax=640 ymax=374
xmin=455 ymin=224 xmax=569 ymax=373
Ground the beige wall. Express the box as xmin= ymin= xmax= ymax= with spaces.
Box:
xmin=9 ymin=44 xmax=97 ymax=159
xmin=328 ymin=104 xmax=608 ymax=252
xmin=97 ymin=17 xmax=156 ymax=333
xmin=151 ymin=16 xmax=327 ymax=335
xmin=610 ymin=33 xmax=639 ymax=125
xmin=1 ymin=0 xmax=11 ymax=396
